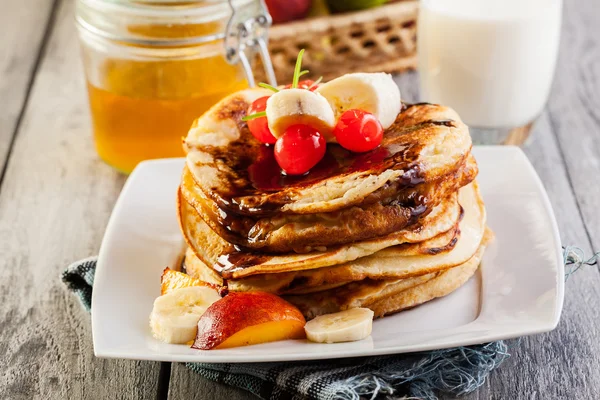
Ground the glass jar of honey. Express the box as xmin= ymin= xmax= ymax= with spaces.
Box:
xmin=76 ymin=0 xmax=264 ymax=173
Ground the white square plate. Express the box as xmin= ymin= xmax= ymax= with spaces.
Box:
xmin=92 ymin=146 xmax=564 ymax=363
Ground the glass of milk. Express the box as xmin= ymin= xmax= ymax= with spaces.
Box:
xmin=418 ymin=0 xmax=562 ymax=138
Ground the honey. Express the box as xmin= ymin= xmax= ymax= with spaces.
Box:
xmin=76 ymin=0 xmax=259 ymax=173
xmin=88 ymin=56 xmax=247 ymax=173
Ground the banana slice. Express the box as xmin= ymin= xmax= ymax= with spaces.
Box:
xmin=316 ymin=72 xmax=401 ymax=129
xmin=266 ymin=88 xmax=336 ymax=140
xmin=150 ymin=286 xmax=221 ymax=344
xmin=304 ymin=307 xmax=374 ymax=344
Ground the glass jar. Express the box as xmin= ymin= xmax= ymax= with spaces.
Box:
xmin=76 ymin=0 xmax=261 ymax=173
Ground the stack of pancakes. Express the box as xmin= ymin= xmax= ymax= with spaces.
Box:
xmin=178 ymin=89 xmax=491 ymax=319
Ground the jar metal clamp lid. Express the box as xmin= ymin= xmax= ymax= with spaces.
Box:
xmin=225 ymin=0 xmax=277 ymax=87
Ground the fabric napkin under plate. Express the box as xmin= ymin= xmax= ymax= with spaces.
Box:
xmin=62 ymin=257 xmax=516 ymax=400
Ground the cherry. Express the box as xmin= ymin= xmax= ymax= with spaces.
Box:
xmin=284 ymin=80 xmax=318 ymax=91
xmin=333 ymin=109 xmax=383 ymax=153
xmin=274 ymin=125 xmax=326 ymax=175
xmin=246 ymin=96 xmax=276 ymax=144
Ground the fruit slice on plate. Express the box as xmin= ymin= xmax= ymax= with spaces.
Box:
xmin=317 ymin=72 xmax=401 ymax=130
xmin=266 ymin=88 xmax=336 ymax=140
xmin=160 ymin=267 xmax=223 ymax=295
xmin=304 ymin=307 xmax=374 ymax=344
xmin=150 ymin=286 xmax=221 ymax=344
xmin=193 ymin=292 xmax=306 ymax=350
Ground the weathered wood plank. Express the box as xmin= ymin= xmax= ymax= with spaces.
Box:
xmin=168 ymin=363 xmax=257 ymax=400
xmin=0 ymin=0 xmax=56 ymax=172
xmin=0 ymin=0 xmax=162 ymax=399
xmin=545 ymin=0 xmax=600 ymax=247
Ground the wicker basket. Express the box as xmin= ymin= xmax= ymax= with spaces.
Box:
xmin=253 ymin=0 xmax=418 ymax=84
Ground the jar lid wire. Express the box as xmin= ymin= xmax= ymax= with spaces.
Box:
xmin=224 ymin=0 xmax=277 ymax=87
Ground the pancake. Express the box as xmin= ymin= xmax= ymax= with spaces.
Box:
xmin=182 ymin=181 xmax=484 ymax=283
xmin=183 ymin=254 xmax=352 ymax=295
xmin=179 ymin=187 xmax=464 ymax=281
xmin=180 ymin=153 xmax=477 ymax=253
xmin=184 ymin=220 xmax=460 ymax=294
xmin=286 ymin=241 xmax=487 ymax=319
xmin=181 ymin=88 xmax=474 ymax=252
xmin=183 ymin=182 xmax=485 ymax=296
xmin=184 ymin=89 xmax=472 ymax=216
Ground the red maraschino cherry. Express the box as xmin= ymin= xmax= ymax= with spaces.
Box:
xmin=333 ymin=109 xmax=383 ymax=153
xmin=274 ymin=124 xmax=326 ymax=175
xmin=246 ymin=96 xmax=277 ymax=144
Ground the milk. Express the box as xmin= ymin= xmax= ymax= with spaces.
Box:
xmin=418 ymin=0 xmax=562 ymax=128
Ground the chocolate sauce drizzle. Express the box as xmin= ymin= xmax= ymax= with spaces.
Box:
xmin=215 ymin=246 xmax=270 ymax=275
xmin=196 ymin=100 xmax=461 ymax=274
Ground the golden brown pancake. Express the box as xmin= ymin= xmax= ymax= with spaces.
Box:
xmin=175 ymin=86 xmax=490 ymax=321
xmin=181 ymin=181 xmax=484 ymax=282
xmin=181 ymin=88 xmax=475 ymax=253
xmin=184 ymin=220 xmax=460 ymax=294
xmin=285 ymin=241 xmax=488 ymax=319
xmin=179 ymin=187 xmax=465 ymax=282
xmin=180 ymin=155 xmax=477 ymax=254
xmin=183 ymin=182 xmax=485 ymax=296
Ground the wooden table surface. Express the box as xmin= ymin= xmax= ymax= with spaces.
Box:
xmin=1 ymin=1 xmax=599 ymax=399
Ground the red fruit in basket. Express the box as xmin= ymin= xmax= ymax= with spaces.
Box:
xmin=265 ymin=0 xmax=312 ymax=24
xmin=334 ymin=109 xmax=383 ymax=153
xmin=247 ymin=96 xmax=276 ymax=144
xmin=274 ymin=125 xmax=326 ymax=175
xmin=284 ymin=80 xmax=318 ymax=91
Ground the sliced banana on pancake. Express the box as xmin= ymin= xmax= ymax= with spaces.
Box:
xmin=266 ymin=88 xmax=335 ymax=140
xmin=317 ymin=72 xmax=401 ymax=129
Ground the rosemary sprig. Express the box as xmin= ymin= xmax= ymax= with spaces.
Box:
xmin=241 ymin=111 xmax=266 ymax=121
xmin=258 ymin=82 xmax=279 ymax=92
xmin=292 ymin=49 xmax=306 ymax=88
xmin=243 ymin=50 xmax=312 ymax=124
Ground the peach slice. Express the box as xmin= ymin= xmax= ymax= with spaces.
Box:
xmin=160 ymin=268 xmax=225 ymax=296
xmin=192 ymin=291 xmax=306 ymax=350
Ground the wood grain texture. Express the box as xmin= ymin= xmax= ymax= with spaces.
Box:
xmin=0 ymin=1 xmax=161 ymax=399
xmin=168 ymin=364 xmax=257 ymax=400
xmin=545 ymin=0 xmax=600 ymax=247
xmin=0 ymin=0 xmax=56 ymax=171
